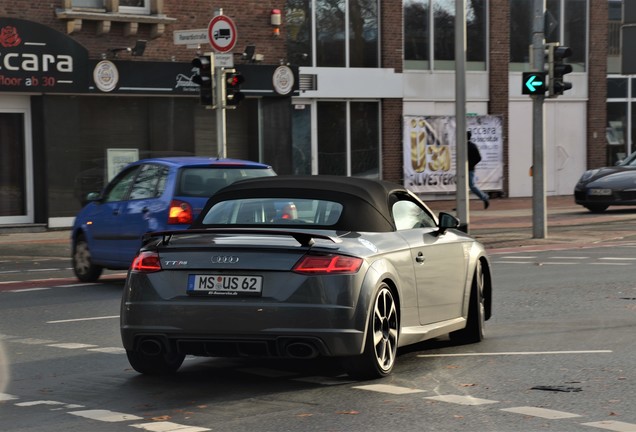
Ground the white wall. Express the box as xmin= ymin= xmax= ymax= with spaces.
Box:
xmin=508 ymin=99 xmax=587 ymax=197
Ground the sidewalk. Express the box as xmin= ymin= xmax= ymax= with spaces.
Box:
xmin=426 ymin=195 xmax=636 ymax=250
xmin=1 ymin=195 xmax=636 ymax=252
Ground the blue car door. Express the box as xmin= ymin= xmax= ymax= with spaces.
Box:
xmin=114 ymin=164 xmax=170 ymax=266
xmin=87 ymin=166 xmax=139 ymax=265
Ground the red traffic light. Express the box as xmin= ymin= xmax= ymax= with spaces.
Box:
xmin=226 ymin=73 xmax=244 ymax=87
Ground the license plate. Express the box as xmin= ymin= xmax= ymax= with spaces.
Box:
xmin=187 ymin=274 xmax=262 ymax=296
xmin=588 ymin=188 xmax=612 ymax=196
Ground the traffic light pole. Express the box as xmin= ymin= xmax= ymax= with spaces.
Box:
xmin=531 ymin=0 xmax=547 ymax=238
xmin=215 ymin=65 xmax=227 ymax=158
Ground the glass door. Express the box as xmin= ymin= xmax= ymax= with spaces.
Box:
xmin=0 ymin=109 xmax=32 ymax=224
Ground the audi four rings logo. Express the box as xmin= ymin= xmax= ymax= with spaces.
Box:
xmin=211 ymin=256 xmax=239 ymax=264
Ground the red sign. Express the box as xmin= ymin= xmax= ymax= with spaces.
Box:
xmin=207 ymin=15 xmax=237 ymax=53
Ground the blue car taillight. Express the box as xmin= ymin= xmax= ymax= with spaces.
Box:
xmin=168 ymin=199 xmax=193 ymax=224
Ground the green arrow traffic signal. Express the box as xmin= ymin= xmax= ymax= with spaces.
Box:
xmin=522 ymin=71 xmax=547 ymax=95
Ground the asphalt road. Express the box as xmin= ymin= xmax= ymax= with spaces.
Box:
xmin=1 ymin=239 xmax=635 ymax=431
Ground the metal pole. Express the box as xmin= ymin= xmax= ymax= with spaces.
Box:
xmin=455 ymin=0 xmax=469 ymax=230
xmin=215 ymin=66 xmax=227 ymax=158
xmin=532 ymin=0 xmax=547 ymax=238
xmin=214 ymin=8 xmax=227 ymax=159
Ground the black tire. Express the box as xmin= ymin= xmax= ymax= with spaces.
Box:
xmin=450 ymin=259 xmax=485 ymax=344
xmin=126 ymin=349 xmax=185 ymax=375
xmin=72 ymin=235 xmax=103 ymax=282
xmin=343 ymin=284 xmax=399 ymax=380
xmin=584 ymin=204 xmax=608 ymax=213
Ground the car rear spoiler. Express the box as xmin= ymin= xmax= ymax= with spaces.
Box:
xmin=143 ymin=228 xmax=341 ymax=248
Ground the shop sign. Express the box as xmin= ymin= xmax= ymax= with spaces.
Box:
xmin=0 ymin=18 xmax=89 ymax=93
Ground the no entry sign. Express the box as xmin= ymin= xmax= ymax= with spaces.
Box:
xmin=207 ymin=15 xmax=237 ymax=53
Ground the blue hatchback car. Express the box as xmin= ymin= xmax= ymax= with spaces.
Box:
xmin=71 ymin=157 xmax=276 ymax=282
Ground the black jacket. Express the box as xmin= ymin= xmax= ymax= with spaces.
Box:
xmin=468 ymin=140 xmax=482 ymax=171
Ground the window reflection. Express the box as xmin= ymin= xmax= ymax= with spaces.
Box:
xmin=316 ymin=0 xmax=346 ymax=66
xmin=510 ymin=0 xmax=587 ymax=72
xmin=288 ymin=0 xmax=379 ymax=67
xmin=286 ymin=0 xmax=313 ymax=66
xmin=404 ymin=0 xmax=486 ymax=70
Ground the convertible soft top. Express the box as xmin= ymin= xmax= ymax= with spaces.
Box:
xmin=192 ymin=175 xmax=413 ymax=232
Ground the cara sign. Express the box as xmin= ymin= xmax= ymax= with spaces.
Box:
xmin=207 ymin=15 xmax=237 ymax=53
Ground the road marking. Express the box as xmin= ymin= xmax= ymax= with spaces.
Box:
xmin=353 ymin=384 xmax=425 ymax=394
xmin=47 ymin=315 xmax=119 ymax=324
xmin=539 ymin=262 xmax=579 ymax=265
xmin=599 ymin=257 xmax=636 ymax=261
xmin=7 ymin=287 xmax=51 ymax=293
xmin=590 ymin=262 xmax=630 ymax=266
xmin=552 ymin=256 xmax=588 ymax=259
xmin=130 ymin=421 xmax=211 ymax=432
xmin=0 ymin=393 xmax=18 ymax=401
xmin=417 ymin=350 xmax=612 ymax=358
xmin=493 ymin=261 xmax=534 ymax=264
xmin=56 ymin=283 xmax=101 ymax=288
xmin=501 ymin=406 xmax=581 ymax=419
xmin=27 ymin=268 xmax=60 ymax=273
xmin=68 ymin=409 xmax=143 ymax=422
xmin=498 ymin=256 xmax=537 ymax=259
xmin=47 ymin=343 xmax=99 ymax=350
xmin=87 ymin=347 xmax=126 ymax=354
xmin=581 ymin=420 xmax=636 ymax=431
xmin=15 ymin=400 xmax=66 ymax=407
xmin=424 ymin=395 xmax=498 ymax=405
xmin=12 ymin=338 xmax=57 ymax=345
xmin=0 ymin=270 xmax=20 ymax=274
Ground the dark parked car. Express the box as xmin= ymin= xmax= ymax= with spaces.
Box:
xmin=574 ymin=151 xmax=636 ymax=212
xmin=121 ymin=175 xmax=492 ymax=380
xmin=71 ymin=157 xmax=276 ymax=282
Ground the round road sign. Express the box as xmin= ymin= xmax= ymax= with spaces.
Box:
xmin=207 ymin=15 xmax=237 ymax=53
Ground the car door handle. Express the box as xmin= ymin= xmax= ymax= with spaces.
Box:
xmin=112 ymin=209 xmax=119 ymax=216
xmin=415 ymin=252 xmax=426 ymax=263
xmin=142 ymin=207 xmax=149 ymax=213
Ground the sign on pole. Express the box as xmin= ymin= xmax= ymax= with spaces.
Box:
xmin=207 ymin=15 xmax=238 ymax=53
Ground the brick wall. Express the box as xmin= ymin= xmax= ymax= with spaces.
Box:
xmin=381 ymin=0 xmax=403 ymax=183
xmin=588 ymin=0 xmax=608 ymax=168
xmin=489 ymin=0 xmax=510 ymax=197
xmin=0 ymin=1 xmax=287 ymax=64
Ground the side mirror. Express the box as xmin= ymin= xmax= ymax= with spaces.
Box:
xmin=438 ymin=212 xmax=460 ymax=234
xmin=85 ymin=192 xmax=102 ymax=202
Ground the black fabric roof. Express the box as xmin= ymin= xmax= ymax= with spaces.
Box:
xmin=193 ymin=175 xmax=409 ymax=232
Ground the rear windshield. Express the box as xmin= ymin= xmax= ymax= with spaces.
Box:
xmin=200 ymin=198 xmax=343 ymax=226
xmin=177 ymin=167 xmax=276 ymax=198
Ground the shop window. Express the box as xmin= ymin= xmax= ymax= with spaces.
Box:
xmin=316 ymin=101 xmax=380 ymax=177
xmin=404 ymin=0 xmax=486 ymax=71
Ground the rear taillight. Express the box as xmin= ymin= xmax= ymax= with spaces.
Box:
xmin=293 ymin=254 xmax=363 ymax=275
xmin=168 ymin=199 xmax=193 ymax=224
xmin=131 ymin=251 xmax=162 ymax=273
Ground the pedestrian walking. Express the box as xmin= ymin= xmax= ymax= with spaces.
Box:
xmin=467 ymin=131 xmax=489 ymax=209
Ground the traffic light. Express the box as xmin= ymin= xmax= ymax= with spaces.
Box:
xmin=224 ymin=69 xmax=245 ymax=108
xmin=548 ymin=43 xmax=573 ymax=98
xmin=522 ymin=72 xmax=546 ymax=95
xmin=192 ymin=54 xmax=214 ymax=106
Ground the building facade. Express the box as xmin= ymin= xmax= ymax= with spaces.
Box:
xmin=0 ymin=0 xmax=610 ymax=229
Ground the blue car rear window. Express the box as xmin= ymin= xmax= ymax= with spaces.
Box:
xmin=177 ymin=167 xmax=276 ymax=198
